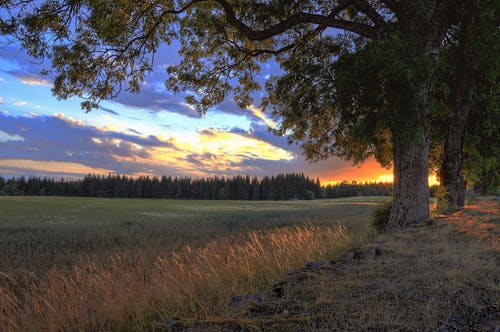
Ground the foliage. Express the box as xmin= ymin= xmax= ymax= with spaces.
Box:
xmin=266 ymin=30 xmax=441 ymax=165
xmin=371 ymin=199 xmax=392 ymax=231
xmin=0 ymin=173 xmax=321 ymax=200
xmin=431 ymin=185 xmax=450 ymax=215
xmin=304 ymin=190 xmax=315 ymax=200
xmin=464 ymin=75 xmax=500 ymax=195
xmin=0 ymin=174 xmax=393 ymax=200
xmin=429 ymin=0 xmax=500 ymax=194
xmin=324 ymin=181 xmax=392 ymax=198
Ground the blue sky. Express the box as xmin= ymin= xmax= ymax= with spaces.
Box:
xmin=0 ymin=41 xmax=394 ymax=183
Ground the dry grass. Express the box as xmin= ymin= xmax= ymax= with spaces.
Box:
xmin=0 ymin=222 xmax=364 ymax=331
xmin=0 ymin=196 xmax=382 ymax=274
xmin=0 ymin=197 xmax=382 ymax=331
xmin=3 ymin=197 xmax=496 ymax=331
xmin=182 ymin=199 xmax=499 ymax=331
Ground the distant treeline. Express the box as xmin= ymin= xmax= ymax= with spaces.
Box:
xmin=0 ymin=174 xmax=393 ymax=200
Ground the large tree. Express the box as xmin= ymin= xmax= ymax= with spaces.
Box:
xmin=431 ymin=0 xmax=499 ymax=210
xmin=1 ymin=0 xmax=462 ymax=227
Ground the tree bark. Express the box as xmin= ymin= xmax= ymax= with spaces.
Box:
xmin=389 ymin=109 xmax=430 ymax=227
xmin=457 ymin=177 xmax=466 ymax=207
xmin=439 ymin=22 xmax=473 ymax=212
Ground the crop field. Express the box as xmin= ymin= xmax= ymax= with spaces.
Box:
xmin=0 ymin=196 xmax=387 ymax=330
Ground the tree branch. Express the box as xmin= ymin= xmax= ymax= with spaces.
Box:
xmin=225 ymin=25 xmax=329 ymax=56
xmin=163 ymin=0 xmax=203 ymax=15
xmin=381 ymin=0 xmax=402 ymax=15
xmin=353 ymin=0 xmax=386 ymax=27
xmin=212 ymin=0 xmax=380 ymax=39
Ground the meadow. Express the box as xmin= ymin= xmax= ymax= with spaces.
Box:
xmin=0 ymin=196 xmax=386 ymax=330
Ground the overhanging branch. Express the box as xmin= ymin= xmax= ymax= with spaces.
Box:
xmin=212 ymin=0 xmax=380 ymax=40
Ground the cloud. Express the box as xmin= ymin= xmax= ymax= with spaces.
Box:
xmin=91 ymin=137 xmax=103 ymax=144
xmin=127 ymin=128 xmax=142 ymax=135
xmin=18 ymin=75 xmax=52 ymax=87
xmin=108 ymin=127 xmax=295 ymax=177
xmin=99 ymin=106 xmax=120 ymax=116
xmin=0 ymin=130 xmax=23 ymax=143
xmin=0 ymin=42 xmax=279 ymax=129
xmin=0 ymin=111 xmax=395 ymax=181
xmin=13 ymin=100 xmax=27 ymax=106
xmin=317 ymin=158 xmax=391 ymax=184
xmin=0 ymin=159 xmax=114 ymax=177
xmin=105 ymin=67 xmax=276 ymax=125
xmin=247 ymin=105 xmax=277 ymax=128
xmin=50 ymin=113 xmax=178 ymax=148
xmin=112 ymin=88 xmax=202 ymax=118
xmin=52 ymin=113 xmax=86 ymax=126
xmin=197 ymin=128 xmax=293 ymax=162
xmin=0 ymin=44 xmax=52 ymax=81
xmin=0 ymin=42 xmax=399 ymax=183
xmin=0 ymin=112 xmax=299 ymax=179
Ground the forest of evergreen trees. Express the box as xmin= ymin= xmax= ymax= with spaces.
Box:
xmin=0 ymin=173 xmax=393 ymax=200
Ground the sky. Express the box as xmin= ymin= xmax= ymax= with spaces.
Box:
xmin=0 ymin=40 xmax=405 ymax=184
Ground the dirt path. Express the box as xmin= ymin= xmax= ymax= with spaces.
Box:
xmin=177 ymin=198 xmax=499 ymax=331
xmin=444 ymin=199 xmax=500 ymax=251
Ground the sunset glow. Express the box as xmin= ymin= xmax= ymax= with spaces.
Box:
xmin=376 ymin=174 xmax=440 ymax=186
xmin=319 ymin=158 xmax=441 ymax=186
xmin=0 ymin=43 xmax=436 ymax=184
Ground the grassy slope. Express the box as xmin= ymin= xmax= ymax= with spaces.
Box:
xmin=182 ymin=198 xmax=500 ymax=331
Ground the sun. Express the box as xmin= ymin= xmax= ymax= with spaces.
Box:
xmin=377 ymin=174 xmax=393 ymax=183
xmin=377 ymin=173 xmax=440 ymax=186
xmin=428 ymin=174 xmax=440 ymax=186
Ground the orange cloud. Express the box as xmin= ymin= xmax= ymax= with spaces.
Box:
xmin=53 ymin=113 xmax=86 ymax=127
xmin=111 ymin=129 xmax=293 ymax=176
xmin=247 ymin=105 xmax=277 ymax=128
xmin=54 ymin=112 xmax=293 ymax=174
xmin=196 ymin=129 xmax=293 ymax=161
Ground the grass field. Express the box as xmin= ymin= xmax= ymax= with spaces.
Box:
xmin=0 ymin=196 xmax=386 ymax=330
xmin=0 ymin=196 xmax=386 ymax=273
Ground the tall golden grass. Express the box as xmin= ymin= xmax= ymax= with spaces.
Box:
xmin=0 ymin=223 xmax=358 ymax=331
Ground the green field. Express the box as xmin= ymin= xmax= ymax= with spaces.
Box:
xmin=0 ymin=195 xmax=388 ymax=226
xmin=0 ymin=196 xmax=387 ymax=330
xmin=0 ymin=196 xmax=386 ymax=273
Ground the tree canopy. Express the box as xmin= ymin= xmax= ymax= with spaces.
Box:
xmin=1 ymin=1 xmax=456 ymax=113
xmin=429 ymin=0 xmax=499 ymax=207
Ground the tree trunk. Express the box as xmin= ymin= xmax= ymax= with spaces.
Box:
xmin=389 ymin=118 xmax=430 ymax=227
xmin=386 ymin=59 xmax=435 ymax=228
xmin=440 ymin=105 xmax=469 ymax=211
xmin=385 ymin=1 xmax=455 ymax=228
xmin=440 ymin=22 xmax=473 ymax=212
xmin=457 ymin=177 xmax=466 ymax=207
